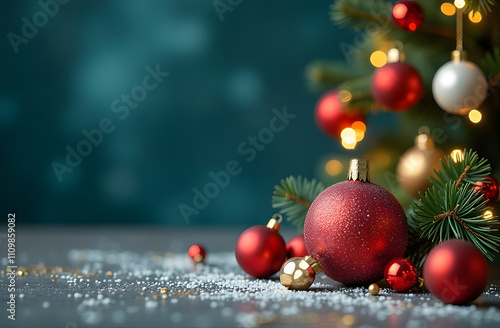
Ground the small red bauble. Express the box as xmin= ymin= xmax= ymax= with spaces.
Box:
xmin=314 ymin=91 xmax=364 ymax=139
xmin=392 ymin=1 xmax=424 ymax=32
xmin=384 ymin=257 xmax=418 ymax=292
xmin=304 ymin=159 xmax=408 ymax=285
xmin=371 ymin=62 xmax=423 ymax=111
xmin=474 ymin=176 xmax=499 ymax=207
xmin=423 ymin=239 xmax=489 ymax=305
xmin=286 ymin=234 xmax=308 ymax=258
xmin=188 ymin=245 xmax=206 ymax=263
xmin=235 ymin=214 xmax=287 ymax=278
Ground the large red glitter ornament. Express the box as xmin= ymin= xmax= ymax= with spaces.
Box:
xmin=286 ymin=234 xmax=308 ymax=258
xmin=423 ymin=239 xmax=488 ymax=305
xmin=474 ymin=176 xmax=499 ymax=207
xmin=384 ymin=257 xmax=419 ymax=292
xmin=392 ymin=1 xmax=424 ymax=32
xmin=188 ymin=245 xmax=206 ymax=263
xmin=235 ymin=214 xmax=287 ymax=278
xmin=314 ymin=91 xmax=364 ymax=139
xmin=304 ymin=159 xmax=408 ymax=285
xmin=371 ymin=62 xmax=423 ymax=111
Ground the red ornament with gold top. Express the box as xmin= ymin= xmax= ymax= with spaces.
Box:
xmin=314 ymin=90 xmax=364 ymax=139
xmin=474 ymin=176 xmax=499 ymax=207
xmin=304 ymin=159 xmax=408 ymax=285
xmin=235 ymin=214 xmax=287 ymax=278
xmin=392 ymin=1 xmax=424 ymax=32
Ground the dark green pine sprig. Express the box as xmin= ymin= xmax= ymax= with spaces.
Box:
xmin=272 ymin=176 xmax=326 ymax=228
xmin=407 ymin=149 xmax=500 ymax=266
xmin=430 ymin=148 xmax=491 ymax=190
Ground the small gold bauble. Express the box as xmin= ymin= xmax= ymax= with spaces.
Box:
xmin=368 ymin=283 xmax=380 ymax=295
xmin=279 ymin=256 xmax=321 ymax=290
xmin=396 ymin=134 xmax=445 ymax=197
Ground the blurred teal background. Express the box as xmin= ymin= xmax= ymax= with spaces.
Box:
xmin=2 ymin=0 xmax=418 ymax=225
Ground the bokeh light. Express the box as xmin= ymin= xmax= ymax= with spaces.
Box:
xmin=370 ymin=51 xmax=387 ymax=68
xmin=468 ymin=11 xmax=482 ymax=23
xmin=351 ymin=121 xmax=366 ymax=132
xmin=468 ymin=109 xmax=482 ymax=123
xmin=454 ymin=0 xmax=465 ymax=9
xmin=441 ymin=3 xmax=456 ymax=16
xmin=337 ymin=90 xmax=352 ymax=103
xmin=451 ymin=149 xmax=464 ymax=163
xmin=326 ymin=159 xmax=343 ymax=176
xmin=484 ymin=210 xmax=493 ymax=220
xmin=341 ymin=139 xmax=357 ymax=150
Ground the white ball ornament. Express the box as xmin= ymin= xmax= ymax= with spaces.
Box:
xmin=432 ymin=52 xmax=488 ymax=115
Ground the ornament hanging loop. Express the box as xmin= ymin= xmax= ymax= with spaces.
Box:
xmin=267 ymin=213 xmax=283 ymax=231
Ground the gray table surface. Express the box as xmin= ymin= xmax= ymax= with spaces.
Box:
xmin=1 ymin=226 xmax=500 ymax=328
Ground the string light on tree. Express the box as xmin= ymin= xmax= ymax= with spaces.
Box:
xmin=370 ymin=51 xmax=387 ymax=67
xmin=469 ymin=11 xmax=482 ymax=23
xmin=450 ymin=149 xmax=464 ymax=162
xmin=441 ymin=3 xmax=456 ymax=16
xmin=468 ymin=109 xmax=482 ymax=123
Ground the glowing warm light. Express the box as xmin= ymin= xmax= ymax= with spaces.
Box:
xmin=454 ymin=0 xmax=465 ymax=9
xmin=341 ymin=127 xmax=356 ymax=140
xmin=484 ymin=210 xmax=493 ymax=220
xmin=354 ymin=130 xmax=365 ymax=142
xmin=468 ymin=109 xmax=482 ymax=123
xmin=337 ymin=90 xmax=352 ymax=103
xmin=351 ymin=121 xmax=366 ymax=132
xmin=326 ymin=159 xmax=343 ymax=176
xmin=450 ymin=149 xmax=464 ymax=163
xmin=468 ymin=11 xmax=482 ymax=23
xmin=341 ymin=139 xmax=357 ymax=150
xmin=441 ymin=3 xmax=456 ymax=16
xmin=370 ymin=51 xmax=387 ymax=68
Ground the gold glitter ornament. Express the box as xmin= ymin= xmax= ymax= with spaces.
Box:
xmin=368 ymin=283 xmax=380 ymax=295
xmin=279 ymin=256 xmax=321 ymax=290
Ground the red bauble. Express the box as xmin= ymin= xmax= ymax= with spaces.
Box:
xmin=314 ymin=91 xmax=364 ymax=139
xmin=188 ymin=245 xmax=206 ymax=263
xmin=392 ymin=1 xmax=424 ymax=31
xmin=423 ymin=239 xmax=489 ymax=305
xmin=286 ymin=234 xmax=308 ymax=258
xmin=235 ymin=218 xmax=287 ymax=278
xmin=304 ymin=159 xmax=408 ymax=285
xmin=384 ymin=257 xmax=418 ymax=292
xmin=474 ymin=176 xmax=499 ymax=207
xmin=371 ymin=62 xmax=423 ymax=111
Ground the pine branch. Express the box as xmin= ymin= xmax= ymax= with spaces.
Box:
xmin=340 ymin=76 xmax=375 ymax=113
xmin=272 ymin=176 xmax=326 ymax=228
xmin=412 ymin=183 xmax=500 ymax=262
xmin=465 ymin=0 xmax=497 ymax=14
xmin=329 ymin=0 xmax=392 ymax=29
xmin=480 ymin=47 xmax=500 ymax=84
xmin=430 ymin=149 xmax=491 ymax=190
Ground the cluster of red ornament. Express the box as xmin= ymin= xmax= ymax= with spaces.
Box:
xmin=235 ymin=214 xmax=308 ymax=279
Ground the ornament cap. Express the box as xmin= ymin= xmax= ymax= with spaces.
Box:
xmin=415 ymin=134 xmax=435 ymax=151
xmin=348 ymin=158 xmax=370 ymax=182
xmin=303 ymin=255 xmax=322 ymax=274
xmin=266 ymin=213 xmax=283 ymax=231
xmin=452 ymin=50 xmax=467 ymax=62
xmin=387 ymin=47 xmax=405 ymax=63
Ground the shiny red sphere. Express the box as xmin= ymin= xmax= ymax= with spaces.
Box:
xmin=286 ymin=234 xmax=308 ymax=258
xmin=474 ymin=176 xmax=499 ymax=207
xmin=371 ymin=62 xmax=423 ymax=111
xmin=188 ymin=245 xmax=206 ymax=263
xmin=304 ymin=180 xmax=408 ymax=285
xmin=314 ymin=91 xmax=364 ymax=139
xmin=384 ymin=257 xmax=418 ymax=292
xmin=423 ymin=239 xmax=488 ymax=305
xmin=392 ymin=1 xmax=424 ymax=31
xmin=235 ymin=225 xmax=287 ymax=278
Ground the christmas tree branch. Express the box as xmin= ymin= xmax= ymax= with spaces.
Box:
xmin=272 ymin=176 xmax=326 ymax=228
